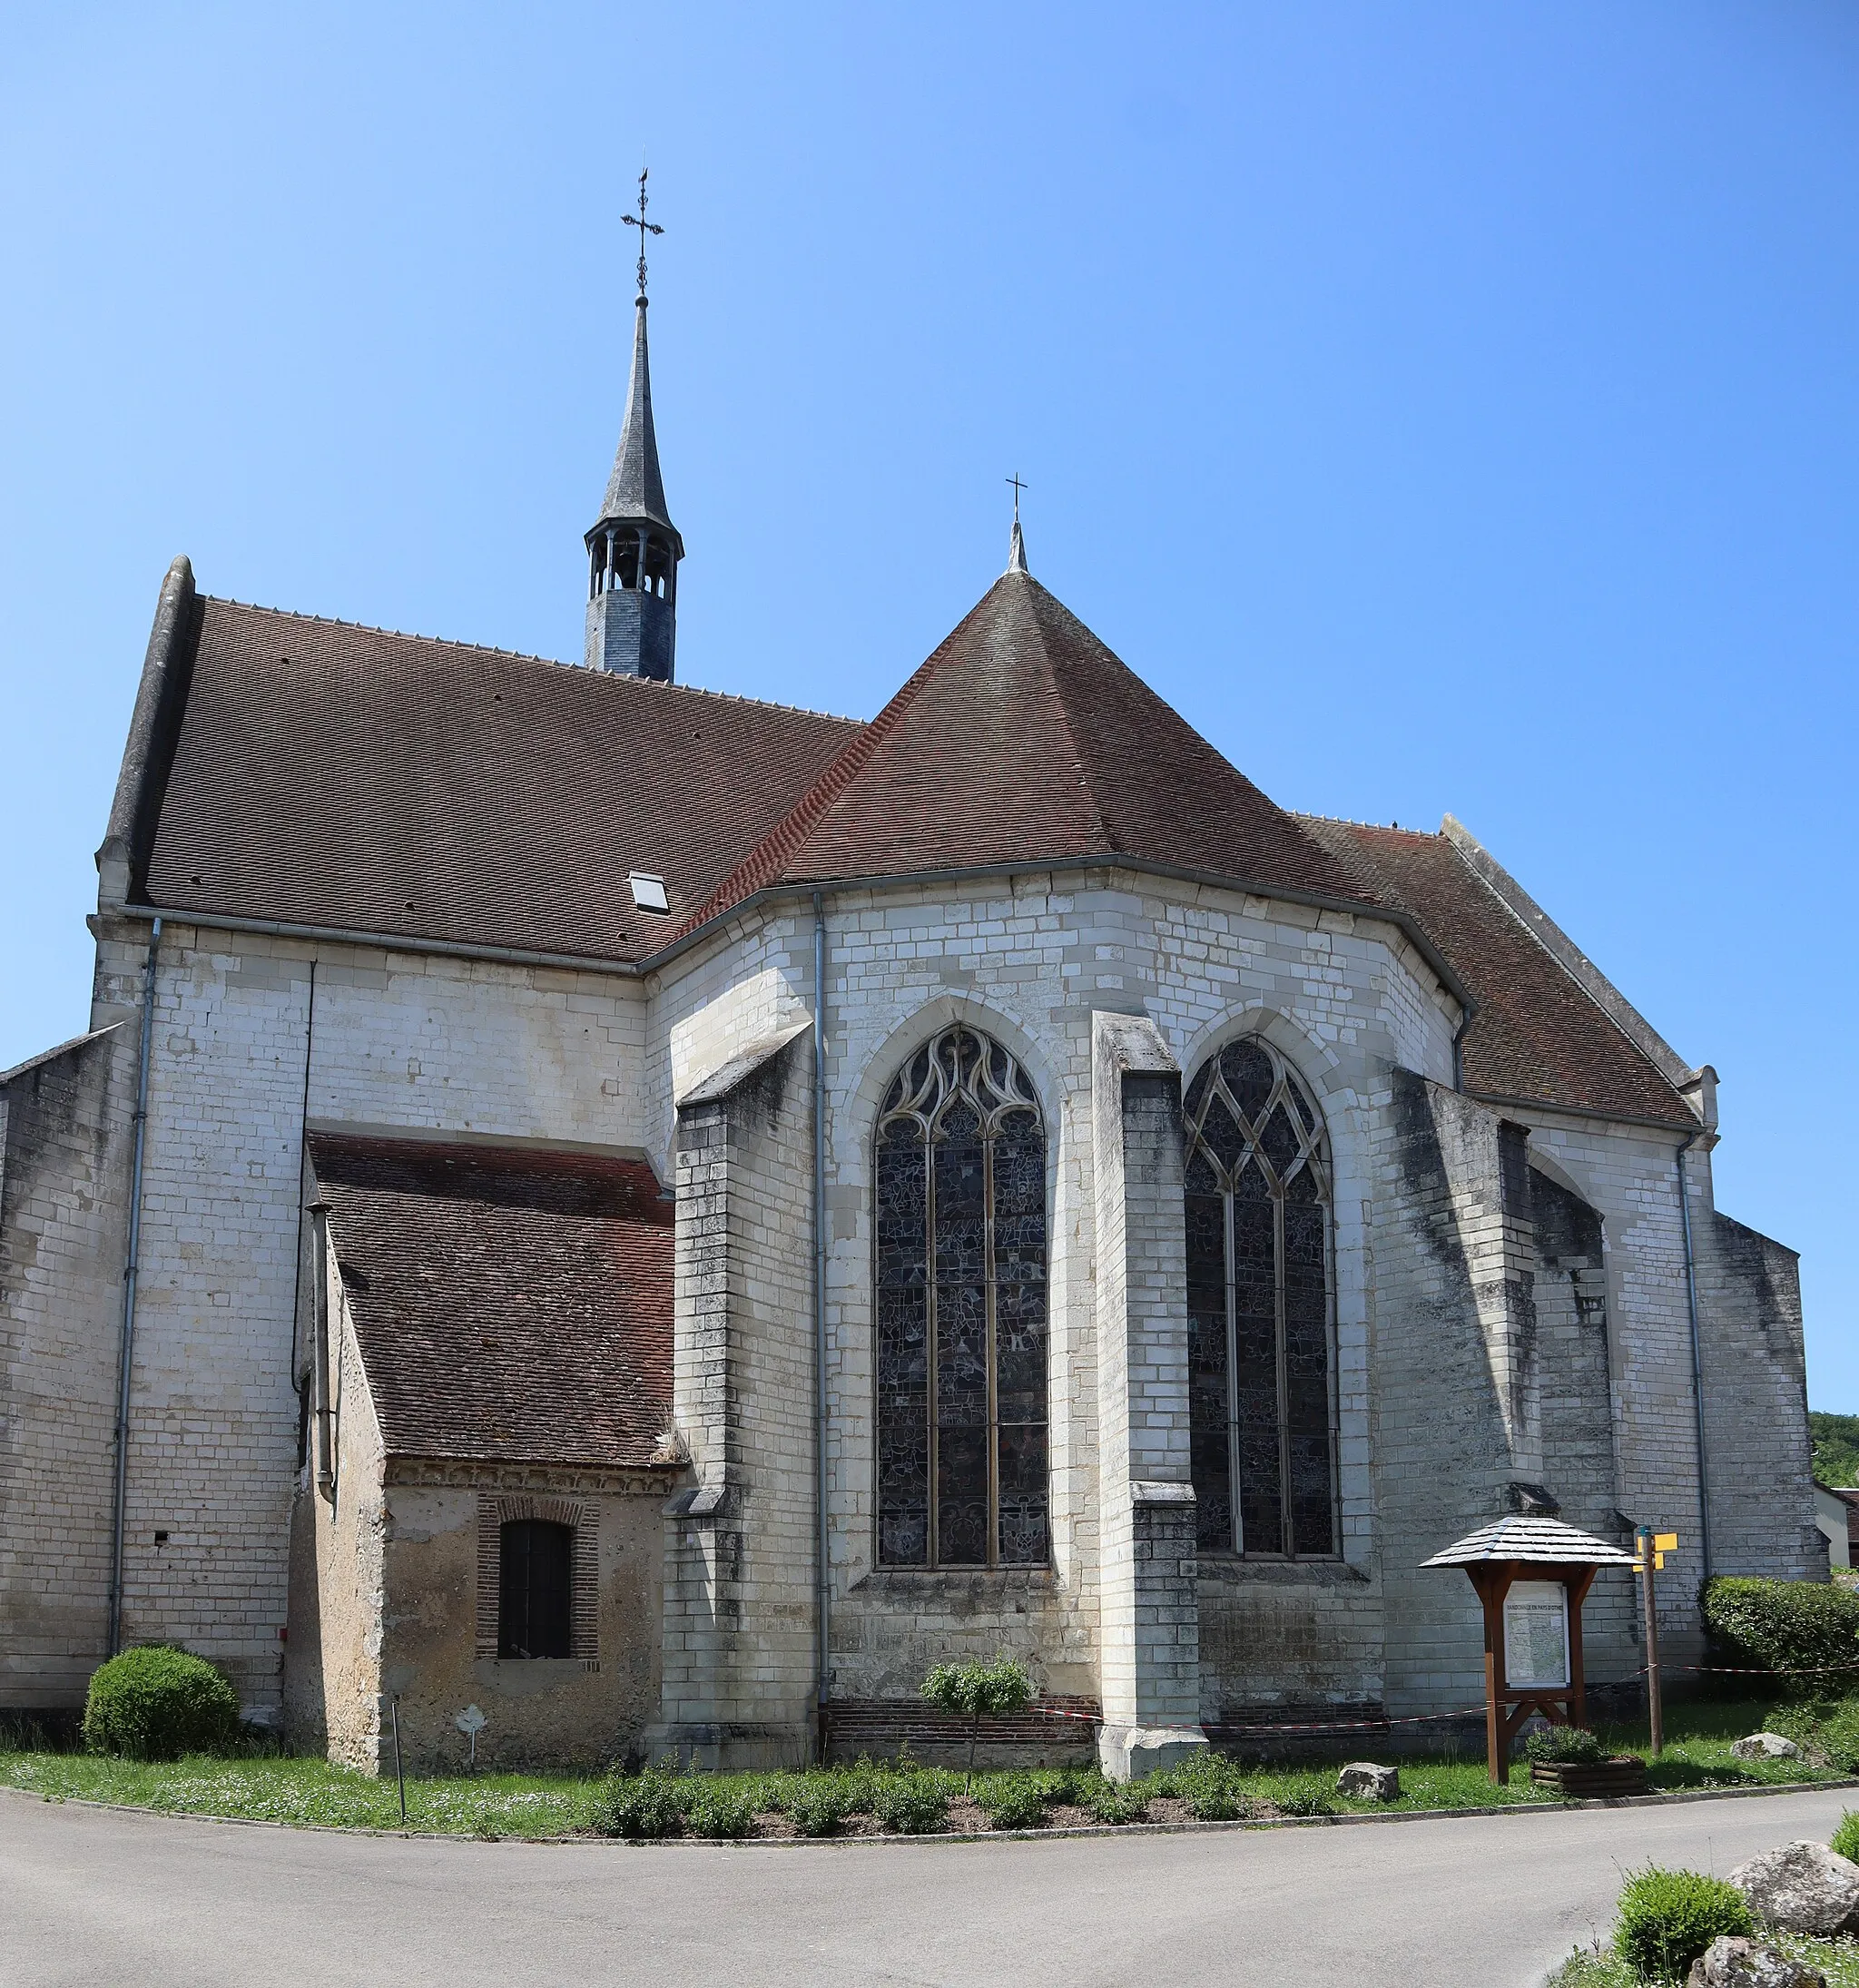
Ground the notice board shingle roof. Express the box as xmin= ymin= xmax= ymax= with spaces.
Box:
xmin=309 ymin=1135 xmax=674 ymax=1470
xmin=143 ymin=597 xmax=861 ymax=962
xmin=1421 ymin=1517 xmax=1638 ymax=1568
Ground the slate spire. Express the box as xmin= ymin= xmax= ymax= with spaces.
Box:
xmin=585 ymin=171 xmax=684 ymax=682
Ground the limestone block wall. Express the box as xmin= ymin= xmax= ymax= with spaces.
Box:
xmin=1691 ymin=1168 xmax=1819 ymax=1580
xmin=657 ymin=1029 xmax=818 ymax=1767
xmin=0 ymin=1028 xmax=135 ymax=1708
xmin=1371 ymin=1075 xmax=1530 ymax=1715
xmin=647 ymin=868 xmax=1462 ymax=1725
xmin=74 ymin=919 xmax=651 ymax=1715
xmin=1520 ymin=1111 xmax=1722 ymax=1668
xmin=1089 ymin=1013 xmax=1200 ymax=1747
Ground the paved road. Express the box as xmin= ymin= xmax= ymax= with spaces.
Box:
xmin=4 ymin=1784 xmax=1854 ymax=1987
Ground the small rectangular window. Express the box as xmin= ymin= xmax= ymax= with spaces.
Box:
xmin=628 ymin=872 xmax=669 ymax=914
xmin=498 ymin=1519 xmax=572 ymax=1658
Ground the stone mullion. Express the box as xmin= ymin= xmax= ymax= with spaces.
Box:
xmin=1224 ymin=1186 xmax=1241 ymax=1556
xmin=926 ymin=1117 xmax=940 ymax=1570
xmin=983 ymin=1120 xmax=998 ymax=1572
xmin=1274 ymin=1182 xmax=1290 ymax=1558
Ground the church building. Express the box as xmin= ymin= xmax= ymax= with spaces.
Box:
xmin=0 ymin=247 xmax=1821 ymax=1778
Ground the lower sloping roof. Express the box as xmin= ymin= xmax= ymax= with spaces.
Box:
xmin=308 ymin=1134 xmax=674 ymax=1470
xmin=1299 ymin=819 xmax=1695 ymax=1128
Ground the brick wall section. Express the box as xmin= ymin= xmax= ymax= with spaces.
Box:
xmin=472 ymin=1494 xmax=601 ymax=1663
xmin=655 ymin=1029 xmax=817 ymax=1767
xmin=0 ymin=1028 xmax=135 ymax=1708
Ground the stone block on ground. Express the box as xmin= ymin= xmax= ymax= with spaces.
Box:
xmin=1727 ymin=1841 xmax=1859 ymax=1936
xmin=1731 ymin=1733 xmax=1802 ymax=1761
xmin=1686 ymin=1935 xmax=1826 ymax=1986
xmin=1336 ymin=1761 xmax=1400 ymax=1800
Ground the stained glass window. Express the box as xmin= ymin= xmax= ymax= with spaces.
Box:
xmin=1184 ymin=1038 xmax=1337 ymax=1559
xmin=875 ymin=1026 xmax=1048 ymax=1568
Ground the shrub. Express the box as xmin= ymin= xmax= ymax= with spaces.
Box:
xmin=1524 ymin=1725 xmax=1608 ymax=1766
xmin=1702 ymin=1577 xmax=1859 ymax=1693
xmin=1274 ymin=1772 xmax=1338 ymax=1818
xmin=591 ymin=1768 xmax=686 ymax=1840
xmin=979 ymin=1779 xmax=1051 ymax=1830
xmin=1612 ymin=1865 xmax=1753 ymax=1981
xmin=870 ymin=1776 xmax=949 ymax=1835
xmin=920 ymin=1654 xmax=1036 ymax=1781
xmin=1832 ymin=1807 xmax=1859 ymax=1865
xmin=684 ymin=1781 xmax=759 ymax=1840
xmin=784 ymin=1779 xmax=851 ymax=1838
xmin=1082 ymin=1781 xmax=1150 ymax=1826
xmin=1173 ymin=1757 xmax=1251 ymax=1821
xmin=81 ymin=1647 xmax=239 ymax=1761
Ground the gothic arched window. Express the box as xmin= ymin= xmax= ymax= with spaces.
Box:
xmin=1184 ymin=1038 xmax=1337 ymax=1559
xmin=875 ymin=1025 xmax=1048 ymax=1569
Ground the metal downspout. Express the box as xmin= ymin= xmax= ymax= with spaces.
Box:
xmin=812 ymin=892 xmax=831 ymax=1751
xmin=107 ymin=915 xmax=162 ymax=1657
xmin=309 ymin=1196 xmax=336 ymax=1501
xmin=1677 ymin=1130 xmax=1712 ymax=1579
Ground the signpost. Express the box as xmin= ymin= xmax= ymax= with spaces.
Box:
xmin=456 ymin=1703 xmax=487 ymax=1772
xmin=1421 ymin=1516 xmax=1639 ymax=1783
xmin=1632 ymin=1529 xmax=1678 ymax=1757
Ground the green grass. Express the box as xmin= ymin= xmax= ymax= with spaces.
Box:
xmin=0 ymin=1696 xmax=1844 ymax=1840
xmin=1551 ymin=1933 xmax=1859 ymax=1986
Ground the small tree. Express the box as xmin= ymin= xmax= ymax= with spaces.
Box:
xmin=920 ymin=1653 xmax=1035 ymax=1786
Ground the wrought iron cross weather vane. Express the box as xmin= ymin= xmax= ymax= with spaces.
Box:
xmin=1006 ymin=472 xmax=1028 ymax=521
xmin=623 ymin=168 xmax=664 ymax=299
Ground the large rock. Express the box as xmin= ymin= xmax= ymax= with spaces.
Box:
xmin=1687 ymin=1935 xmax=1826 ymax=1986
xmin=1732 ymin=1733 xmax=1803 ymax=1761
xmin=1727 ymin=1840 xmax=1859 ymax=1935
xmin=1336 ymin=1762 xmax=1400 ymax=1801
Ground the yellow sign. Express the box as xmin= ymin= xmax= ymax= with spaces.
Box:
xmin=1654 ymin=1532 xmax=1678 ymax=1552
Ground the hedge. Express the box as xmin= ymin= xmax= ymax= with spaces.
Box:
xmin=1700 ymin=1576 xmax=1859 ymax=1691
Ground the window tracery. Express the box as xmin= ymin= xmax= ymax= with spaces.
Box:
xmin=1184 ymin=1038 xmax=1338 ymax=1559
xmin=875 ymin=1025 xmax=1048 ymax=1569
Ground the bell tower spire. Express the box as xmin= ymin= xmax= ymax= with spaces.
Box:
xmin=585 ymin=171 xmax=684 ymax=681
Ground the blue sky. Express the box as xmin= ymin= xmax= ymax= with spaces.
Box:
xmin=4 ymin=5 xmax=1854 ymax=1402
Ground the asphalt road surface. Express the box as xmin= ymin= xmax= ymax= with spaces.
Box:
xmin=5 ymin=1783 xmax=1854 ymax=1987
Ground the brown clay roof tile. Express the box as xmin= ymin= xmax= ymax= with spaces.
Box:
xmin=308 ymin=1135 xmax=674 ymax=1469
xmin=144 ymin=599 xmax=861 ymax=961
xmin=1300 ymin=819 xmax=1693 ymax=1127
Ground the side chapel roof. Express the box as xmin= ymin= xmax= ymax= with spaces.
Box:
xmin=308 ymin=1134 xmax=674 ymax=1470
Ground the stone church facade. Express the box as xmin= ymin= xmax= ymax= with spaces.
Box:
xmin=0 ymin=282 xmax=1821 ymax=1778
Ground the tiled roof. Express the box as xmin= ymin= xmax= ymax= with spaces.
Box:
xmin=1300 ymin=819 xmax=1695 ymax=1127
xmin=1421 ymin=1516 xmax=1638 ymax=1567
xmin=128 ymin=569 xmax=1694 ymax=1132
xmin=682 ymin=570 xmax=1368 ymax=930
xmin=308 ymin=1134 xmax=674 ymax=1469
xmin=143 ymin=598 xmax=861 ymax=961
